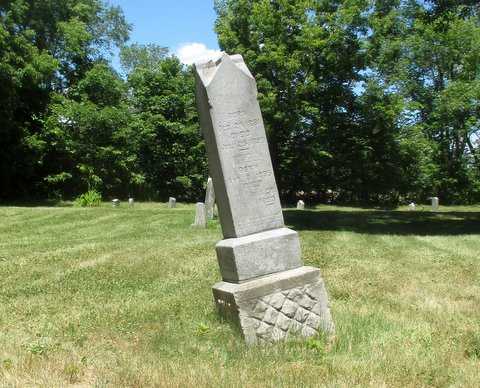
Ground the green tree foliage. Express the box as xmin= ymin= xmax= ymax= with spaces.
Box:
xmin=215 ymin=0 xmax=480 ymax=204
xmin=42 ymin=63 xmax=143 ymax=198
xmin=215 ymin=0 xmax=406 ymax=202
xmin=0 ymin=2 xmax=58 ymax=198
xmin=120 ymin=42 xmax=169 ymax=73
xmin=1 ymin=0 xmax=479 ymax=204
xmin=124 ymin=50 xmax=207 ymax=200
xmin=366 ymin=0 xmax=480 ymax=202
xmin=0 ymin=0 xmax=130 ymax=200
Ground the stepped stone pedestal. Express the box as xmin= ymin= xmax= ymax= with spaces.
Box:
xmin=213 ymin=266 xmax=334 ymax=344
xmin=194 ymin=53 xmax=334 ymax=344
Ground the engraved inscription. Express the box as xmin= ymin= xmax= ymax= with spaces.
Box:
xmin=217 ymin=111 xmax=274 ymax=194
xmin=217 ymin=111 xmax=264 ymax=151
xmin=197 ymin=54 xmax=285 ymax=237
xmin=212 ymin=105 xmax=283 ymax=235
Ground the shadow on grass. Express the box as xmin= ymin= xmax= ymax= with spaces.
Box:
xmin=284 ymin=210 xmax=480 ymax=236
xmin=0 ymin=200 xmax=72 ymax=207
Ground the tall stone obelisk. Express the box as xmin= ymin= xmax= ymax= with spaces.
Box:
xmin=194 ymin=53 xmax=334 ymax=344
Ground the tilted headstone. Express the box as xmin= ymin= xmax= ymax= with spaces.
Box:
xmin=168 ymin=197 xmax=176 ymax=208
xmin=297 ymin=200 xmax=305 ymax=210
xmin=194 ymin=53 xmax=334 ymax=344
xmin=192 ymin=202 xmax=207 ymax=228
xmin=431 ymin=197 xmax=439 ymax=211
xmin=205 ymin=177 xmax=216 ymax=219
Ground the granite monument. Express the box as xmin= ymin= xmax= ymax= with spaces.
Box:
xmin=194 ymin=53 xmax=334 ymax=344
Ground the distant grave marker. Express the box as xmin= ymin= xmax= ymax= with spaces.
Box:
xmin=192 ymin=202 xmax=207 ymax=228
xmin=205 ymin=177 xmax=216 ymax=220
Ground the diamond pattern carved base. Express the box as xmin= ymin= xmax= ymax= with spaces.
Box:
xmin=212 ymin=266 xmax=334 ymax=344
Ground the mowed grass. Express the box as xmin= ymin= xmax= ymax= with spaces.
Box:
xmin=0 ymin=203 xmax=479 ymax=387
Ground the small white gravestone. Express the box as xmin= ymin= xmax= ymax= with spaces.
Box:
xmin=112 ymin=199 xmax=120 ymax=207
xmin=431 ymin=197 xmax=439 ymax=211
xmin=204 ymin=177 xmax=216 ymax=220
xmin=408 ymin=202 xmax=416 ymax=211
xmin=326 ymin=189 xmax=333 ymax=203
xmin=192 ymin=202 xmax=207 ymax=228
xmin=128 ymin=198 xmax=134 ymax=207
xmin=168 ymin=197 xmax=176 ymax=208
xmin=297 ymin=200 xmax=305 ymax=210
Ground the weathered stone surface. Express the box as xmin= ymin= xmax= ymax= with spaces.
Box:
xmin=294 ymin=307 xmax=310 ymax=323
xmin=112 ymin=199 xmax=120 ymax=207
xmin=431 ymin=196 xmax=439 ymax=211
xmin=195 ymin=54 xmax=334 ymax=345
xmin=281 ymin=299 xmax=298 ymax=318
xmin=263 ymin=307 xmax=279 ymax=325
xmin=168 ymin=197 xmax=176 ymax=208
xmin=213 ymin=266 xmax=334 ymax=345
xmin=192 ymin=202 xmax=207 ymax=228
xmin=128 ymin=198 xmax=134 ymax=207
xmin=276 ymin=313 xmax=292 ymax=331
xmin=269 ymin=293 xmax=286 ymax=310
xmin=297 ymin=200 xmax=305 ymax=210
xmin=195 ymin=54 xmax=284 ymax=239
xmin=205 ymin=177 xmax=216 ymax=220
xmin=216 ymin=227 xmax=302 ymax=283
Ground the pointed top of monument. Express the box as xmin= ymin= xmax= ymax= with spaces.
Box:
xmin=194 ymin=53 xmax=254 ymax=87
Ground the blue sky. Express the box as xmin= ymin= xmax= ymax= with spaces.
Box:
xmin=109 ymin=0 xmax=221 ymax=67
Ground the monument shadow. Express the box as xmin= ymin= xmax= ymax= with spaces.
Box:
xmin=284 ymin=209 xmax=480 ymax=236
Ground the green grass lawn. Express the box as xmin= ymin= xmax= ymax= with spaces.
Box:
xmin=0 ymin=203 xmax=479 ymax=387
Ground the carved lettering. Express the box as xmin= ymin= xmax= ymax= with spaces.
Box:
xmin=195 ymin=54 xmax=284 ymax=238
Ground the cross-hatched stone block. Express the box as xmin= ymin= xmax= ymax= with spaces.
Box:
xmin=276 ymin=313 xmax=292 ymax=331
xmin=213 ymin=266 xmax=334 ymax=344
xmin=269 ymin=293 xmax=286 ymax=310
xmin=263 ymin=307 xmax=279 ymax=325
xmin=294 ymin=307 xmax=310 ymax=323
xmin=297 ymin=294 xmax=315 ymax=310
xmin=281 ymin=299 xmax=298 ymax=318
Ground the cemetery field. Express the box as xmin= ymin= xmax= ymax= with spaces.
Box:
xmin=0 ymin=204 xmax=479 ymax=387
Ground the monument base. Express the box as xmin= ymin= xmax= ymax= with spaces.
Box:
xmin=212 ymin=266 xmax=334 ymax=345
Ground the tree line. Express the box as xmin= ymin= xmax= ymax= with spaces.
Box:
xmin=1 ymin=0 xmax=479 ymax=205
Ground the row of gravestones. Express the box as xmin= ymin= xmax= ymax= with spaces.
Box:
xmin=167 ymin=177 xmax=216 ymax=228
xmin=114 ymin=195 xmax=439 ymax=212
xmin=181 ymin=190 xmax=439 ymax=229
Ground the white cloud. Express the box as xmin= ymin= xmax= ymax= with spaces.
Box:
xmin=176 ymin=42 xmax=222 ymax=65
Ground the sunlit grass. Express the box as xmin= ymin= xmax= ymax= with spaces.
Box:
xmin=0 ymin=203 xmax=479 ymax=386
